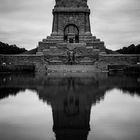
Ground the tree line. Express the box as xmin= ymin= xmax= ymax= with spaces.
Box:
xmin=0 ymin=41 xmax=27 ymax=54
xmin=116 ymin=44 xmax=140 ymax=54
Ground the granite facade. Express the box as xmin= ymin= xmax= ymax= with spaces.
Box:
xmin=0 ymin=55 xmax=45 ymax=72
xmin=37 ymin=0 xmax=106 ymax=64
xmin=97 ymin=54 xmax=140 ymax=71
xmin=1 ymin=54 xmax=140 ymax=72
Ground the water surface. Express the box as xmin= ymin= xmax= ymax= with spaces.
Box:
xmin=0 ymin=73 xmax=140 ymax=140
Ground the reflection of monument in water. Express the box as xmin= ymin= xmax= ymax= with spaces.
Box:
xmin=37 ymin=0 xmax=106 ymax=65
xmin=0 ymin=74 xmax=106 ymax=140
xmin=37 ymin=77 xmax=106 ymax=140
xmin=1 ymin=73 xmax=140 ymax=140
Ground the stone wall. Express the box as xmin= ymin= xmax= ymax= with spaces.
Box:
xmin=0 ymin=54 xmax=45 ymax=72
xmin=52 ymin=7 xmax=91 ymax=35
xmin=97 ymin=54 xmax=140 ymax=71
xmin=55 ymin=0 xmax=88 ymax=8
xmin=57 ymin=12 xmax=89 ymax=35
xmin=1 ymin=54 xmax=140 ymax=72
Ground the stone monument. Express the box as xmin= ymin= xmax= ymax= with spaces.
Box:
xmin=37 ymin=0 xmax=106 ymax=65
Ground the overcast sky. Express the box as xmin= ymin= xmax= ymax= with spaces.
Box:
xmin=0 ymin=0 xmax=140 ymax=50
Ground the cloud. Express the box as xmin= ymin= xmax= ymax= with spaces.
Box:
xmin=89 ymin=0 xmax=140 ymax=49
xmin=0 ymin=0 xmax=55 ymax=49
xmin=0 ymin=0 xmax=139 ymax=50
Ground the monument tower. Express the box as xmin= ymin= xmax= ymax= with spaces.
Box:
xmin=37 ymin=0 xmax=106 ymax=65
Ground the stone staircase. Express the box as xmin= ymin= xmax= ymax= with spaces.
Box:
xmin=37 ymin=34 xmax=106 ymax=53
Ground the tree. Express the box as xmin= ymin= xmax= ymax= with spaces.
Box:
xmin=0 ymin=42 xmax=27 ymax=54
xmin=116 ymin=44 xmax=140 ymax=54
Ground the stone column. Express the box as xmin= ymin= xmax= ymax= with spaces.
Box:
xmin=87 ymin=13 xmax=91 ymax=32
xmin=85 ymin=13 xmax=91 ymax=35
xmin=52 ymin=12 xmax=58 ymax=35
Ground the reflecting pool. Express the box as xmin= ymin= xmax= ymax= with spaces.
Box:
xmin=0 ymin=73 xmax=140 ymax=140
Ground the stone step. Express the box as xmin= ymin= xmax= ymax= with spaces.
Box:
xmin=42 ymin=40 xmax=64 ymax=43
xmin=47 ymin=36 xmax=64 ymax=39
xmin=79 ymin=36 xmax=96 ymax=39
xmin=46 ymin=65 xmax=100 ymax=72
xmin=47 ymin=72 xmax=101 ymax=78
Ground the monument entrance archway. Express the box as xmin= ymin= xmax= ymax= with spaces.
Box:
xmin=64 ymin=24 xmax=79 ymax=43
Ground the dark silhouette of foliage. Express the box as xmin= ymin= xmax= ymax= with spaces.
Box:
xmin=23 ymin=48 xmax=37 ymax=54
xmin=116 ymin=44 xmax=140 ymax=54
xmin=105 ymin=48 xmax=119 ymax=54
xmin=0 ymin=41 xmax=27 ymax=54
